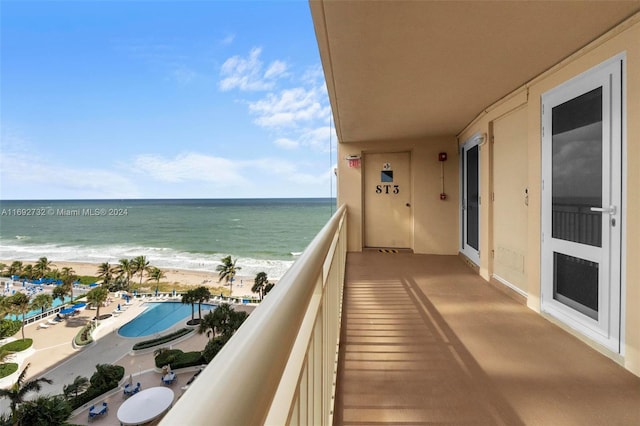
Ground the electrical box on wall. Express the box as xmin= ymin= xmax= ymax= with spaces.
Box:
xmin=438 ymin=152 xmax=447 ymax=161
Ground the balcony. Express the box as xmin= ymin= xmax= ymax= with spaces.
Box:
xmin=163 ymin=206 xmax=640 ymax=425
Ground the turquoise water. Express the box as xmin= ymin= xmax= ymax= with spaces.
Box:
xmin=4 ymin=296 xmax=71 ymax=320
xmin=0 ymin=198 xmax=336 ymax=279
xmin=118 ymin=302 xmax=215 ymax=338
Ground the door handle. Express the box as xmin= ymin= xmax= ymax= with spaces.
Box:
xmin=406 ymin=203 xmax=411 ymax=207
xmin=590 ymin=205 xmax=617 ymax=215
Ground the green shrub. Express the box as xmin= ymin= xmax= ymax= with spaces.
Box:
xmin=69 ymin=382 xmax=116 ymax=411
xmin=89 ymin=364 xmax=124 ymax=389
xmin=15 ymin=394 xmax=72 ymax=425
xmin=69 ymin=364 xmax=124 ymax=410
xmin=203 ymin=335 xmax=230 ymax=363
xmin=0 ymin=338 xmax=33 ymax=352
xmin=74 ymin=324 xmax=93 ymax=346
xmin=132 ymin=328 xmax=193 ymax=350
xmin=155 ymin=349 xmax=204 ymax=369
xmin=0 ymin=363 xmax=18 ymax=379
xmin=0 ymin=320 xmax=22 ymax=338
xmin=75 ymin=275 xmax=99 ymax=285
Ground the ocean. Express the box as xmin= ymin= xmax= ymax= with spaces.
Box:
xmin=0 ymin=198 xmax=336 ymax=279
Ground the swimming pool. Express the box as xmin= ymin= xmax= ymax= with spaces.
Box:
xmin=4 ymin=296 xmax=72 ymax=321
xmin=118 ymin=302 xmax=216 ymax=338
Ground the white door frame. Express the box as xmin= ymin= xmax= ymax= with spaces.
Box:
xmin=540 ymin=54 xmax=624 ymax=353
xmin=460 ymin=133 xmax=482 ymax=265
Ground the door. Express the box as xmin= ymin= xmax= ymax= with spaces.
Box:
xmin=461 ymin=135 xmax=481 ymax=265
xmin=541 ymin=55 xmax=623 ymax=352
xmin=363 ymin=152 xmax=412 ymax=248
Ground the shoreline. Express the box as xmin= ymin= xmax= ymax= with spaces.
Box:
xmin=0 ymin=259 xmax=264 ymax=298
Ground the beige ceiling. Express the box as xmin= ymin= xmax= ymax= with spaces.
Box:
xmin=310 ymin=0 xmax=640 ymax=143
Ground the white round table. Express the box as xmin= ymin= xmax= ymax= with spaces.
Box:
xmin=117 ymin=386 xmax=174 ymax=425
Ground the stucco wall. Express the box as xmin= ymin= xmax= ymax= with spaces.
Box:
xmin=492 ymin=106 xmax=529 ymax=294
xmin=457 ymin=16 xmax=640 ymax=375
xmin=338 ymin=137 xmax=459 ymax=255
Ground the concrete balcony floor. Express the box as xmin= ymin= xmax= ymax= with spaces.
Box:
xmin=334 ymin=252 xmax=640 ymax=425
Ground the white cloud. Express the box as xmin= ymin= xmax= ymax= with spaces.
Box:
xmin=244 ymin=158 xmax=327 ymax=185
xmin=249 ymin=86 xmax=328 ymax=128
xmin=219 ymin=47 xmax=287 ymax=92
xmin=172 ymin=65 xmax=197 ymax=85
xmin=0 ymin=150 xmax=139 ymax=199
xmin=274 ymin=138 xmax=299 ymax=149
xmin=264 ymin=60 xmax=287 ymax=79
xmin=132 ymin=152 xmax=328 ymax=188
xmin=220 ymin=34 xmax=235 ymax=46
xmin=132 ymin=152 xmax=247 ymax=185
xmin=298 ymin=126 xmax=336 ymax=152
xmin=272 ymin=126 xmax=335 ymax=152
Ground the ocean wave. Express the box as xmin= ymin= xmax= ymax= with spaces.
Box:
xmin=0 ymin=241 xmax=293 ymax=279
xmin=15 ymin=235 xmax=30 ymax=240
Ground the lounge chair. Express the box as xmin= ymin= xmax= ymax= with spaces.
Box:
xmin=38 ymin=322 xmax=49 ymax=329
xmin=47 ymin=318 xmax=59 ymax=325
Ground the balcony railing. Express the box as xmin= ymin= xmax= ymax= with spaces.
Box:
xmin=161 ymin=204 xmax=347 ymax=426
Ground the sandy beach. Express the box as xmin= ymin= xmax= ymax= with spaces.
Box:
xmin=0 ymin=259 xmax=266 ymax=298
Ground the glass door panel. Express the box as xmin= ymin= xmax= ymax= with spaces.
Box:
xmin=551 ymin=87 xmax=603 ymax=317
xmin=551 ymin=87 xmax=602 ymax=247
xmin=553 ymin=252 xmax=598 ymax=320
xmin=460 ymin=135 xmax=480 ymax=265
xmin=466 ymin=145 xmax=479 ymax=250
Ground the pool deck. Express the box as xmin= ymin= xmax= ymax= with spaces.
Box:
xmin=0 ymin=294 xmax=255 ymax=423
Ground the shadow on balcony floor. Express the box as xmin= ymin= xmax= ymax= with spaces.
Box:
xmin=334 ymin=252 xmax=640 ymax=425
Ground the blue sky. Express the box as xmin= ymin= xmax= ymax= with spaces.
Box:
xmin=0 ymin=0 xmax=336 ymax=200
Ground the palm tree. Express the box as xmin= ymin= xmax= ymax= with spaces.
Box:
xmin=252 ymin=272 xmax=269 ymax=301
xmin=0 ymin=348 xmax=15 ymax=364
xmin=0 ymin=363 xmax=53 ymax=422
xmin=147 ymin=267 xmax=166 ymax=295
xmin=15 ymin=394 xmax=71 ymax=425
xmin=21 ymin=264 xmax=35 ymax=280
xmin=6 ymin=293 xmax=31 ymax=340
xmin=193 ymin=286 xmax=211 ymax=320
xmin=0 ymin=295 xmax=8 ymax=318
xmin=60 ymin=267 xmax=76 ymax=301
xmin=198 ymin=303 xmax=248 ymax=340
xmin=197 ymin=310 xmax=217 ymax=340
xmin=209 ymin=303 xmax=234 ymax=338
xmin=181 ymin=289 xmax=197 ymax=324
xmin=116 ymin=258 xmax=134 ymax=289
xmin=131 ymin=255 xmax=151 ymax=286
xmin=62 ymin=375 xmax=89 ymax=399
xmin=216 ymin=255 xmax=241 ymax=296
xmin=7 ymin=261 xmax=23 ymax=277
xmin=96 ymin=262 xmax=116 ymax=287
xmin=52 ymin=285 xmax=68 ymax=307
xmin=86 ymin=286 xmax=109 ymax=320
xmin=30 ymin=293 xmax=53 ymax=314
xmin=33 ymin=257 xmax=54 ymax=279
